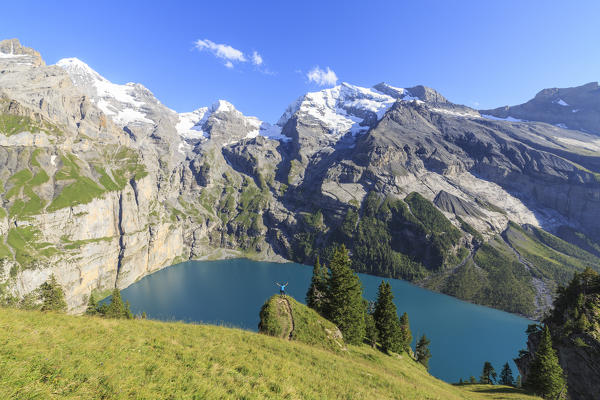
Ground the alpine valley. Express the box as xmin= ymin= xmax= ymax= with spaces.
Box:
xmin=1 ymin=38 xmax=599 ymax=321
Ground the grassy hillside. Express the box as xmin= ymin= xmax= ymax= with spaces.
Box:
xmin=259 ymin=295 xmax=345 ymax=352
xmin=0 ymin=307 xmax=539 ymax=399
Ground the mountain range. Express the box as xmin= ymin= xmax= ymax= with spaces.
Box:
xmin=1 ymin=38 xmax=599 ymax=318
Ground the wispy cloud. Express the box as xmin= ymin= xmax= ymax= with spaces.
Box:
xmin=251 ymin=51 xmax=263 ymax=66
xmin=194 ymin=39 xmax=271 ymax=73
xmin=195 ymin=39 xmax=247 ymax=68
xmin=307 ymin=66 xmax=338 ymax=86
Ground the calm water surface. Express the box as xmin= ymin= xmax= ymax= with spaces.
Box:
xmin=115 ymin=259 xmax=532 ymax=382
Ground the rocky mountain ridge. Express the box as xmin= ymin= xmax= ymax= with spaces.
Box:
xmin=0 ymin=38 xmax=599 ymax=318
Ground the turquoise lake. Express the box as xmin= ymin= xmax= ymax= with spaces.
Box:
xmin=115 ymin=259 xmax=533 ymax=383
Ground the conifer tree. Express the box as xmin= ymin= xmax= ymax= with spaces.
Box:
xmin=415 ymin=334 xmax=431 ymax=369
xmin=399 ymin=312 xmax=413 ymax=352
xmin=39 ymin=274 xmax=67 ymax=313
xmin=324 ymin=245 xmax=365 ymax=344
xmin=516 ymin=375 xmax=522 ymax=388
xmin=306 ymin=256 xmax=327 ymax=313
xmin=480 ymin=361 xmax=497 ymax=384
xmin=499 ymin=362 xmax=514 ymax=386
xmin=469 ymin=376 xmax=477 ymax=384
xmin=365 ymin=312 xmax=378 ymax=348
xmin=85 ymin=294 xmax=98 ymax=315
xmin=373 ymin=281 xmax=400 ymax=353
xmin=525 ymin=326 xmax=567 ymax=399
xmin=104 ymin=288 xmax=133 ymax=319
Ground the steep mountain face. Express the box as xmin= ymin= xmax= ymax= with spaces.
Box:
xmin=481 ymin=82 xmax=600 ymax=136
xmin=0 ymin=38 xmax=599 ymax=319
xmin=515 ymin=268 xmax=600 ymax=400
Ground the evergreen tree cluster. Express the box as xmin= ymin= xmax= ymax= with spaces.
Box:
xmin=306 ymin=246 xmax=421 ymax=359
xmin=458 ymin=361 xmax=519 ymax=388
xmin=39 ymin=274 xmax=67 ymax=312
xmin=3 ymin=274 xmax=68 ymax=312
xmin=415 ymin=334 xmax=431 ymax=369
xmin=524 ymin=326 xmax=568 ymax=399
xmin=373 ymin=281 xmax=412 ymax=355
xmin=480 ymin=361 xmax=497 ymax=384
xmin=305 ymin=245 xmax=365 ymax=345
xmin=546 ymin=267 xmax=600 ymax=337
xmin=86 ymin=288 xmax=134 ymax=319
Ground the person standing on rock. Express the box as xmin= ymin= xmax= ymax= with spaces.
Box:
xmin=276 ymin=282 xmax=288 ymax=297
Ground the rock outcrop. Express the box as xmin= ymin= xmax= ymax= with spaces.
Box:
xmin=481 ymin=81 xmax=600 ymax=136
xmin=515 ymin=269 xmax=600 ymax=400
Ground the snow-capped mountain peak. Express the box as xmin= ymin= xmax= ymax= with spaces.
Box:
xmin=56 ymin=57 xmax=153 ymax=126
xmin=176 ymin=98 xmax=290 ymax=145
xmin=276 ymin=82 xmax=399 ymax=139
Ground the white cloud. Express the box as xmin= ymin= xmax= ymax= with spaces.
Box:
xmin=251 ymin=51 xmax=263 ymax=65
xmin=195 ymin=39 xmax=247 ymax=67
xmin=307 ymin=66 xmax=338 ymax=86
xmin=194 ymin=38 xmax=274 ymax=73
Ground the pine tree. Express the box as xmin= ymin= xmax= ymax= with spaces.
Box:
xmin=415 ymin=334 xmax=431 ymax=369
xmin=365 ymin=312 xmax=378 ymax=348
xmin=85 ymin=294 xmax=98 ymax=315
xmin=399 ymin=312 xmax=413 ymax=353
xmin=39 ymin=274 xmax=67 ymax=312
xmin=480 ymin=361 xmax=497 ymax=384
xmin=324 ymin=245 xmax=365 ymax=345
xmin=373 ymin=281 xmax=400 ymax=353
xmin=306 ymin=257 xmax=328 ymax=313
xmin=458 ymin=378 xmax=463 ymax=385
xmin=516 ymin=375 xmax=522 ymax=388
xmin=499 ymin=362 xmax=514 ymax=386
xmin=104 ymin=288 xmax=133 ymax=319
xmin=525 ymin=326 xmax=567 ymax=399
xmin=469 ymin=376 xmax=477 ymax=384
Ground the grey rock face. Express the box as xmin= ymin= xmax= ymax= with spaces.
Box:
xmin=481 ymin=81 xmax=600 ymax=135
xmin=516 ymin=325 xmax=600 ymax=400
xmin=434 ymin=190 xmax=484 ymax=218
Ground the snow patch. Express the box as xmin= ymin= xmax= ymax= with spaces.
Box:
xmin=430 ymin=107 xmax=478 ymax=118
xmin=553 ymin=98 xmax=569 ymax=106
xmin=50 ymin=155 xmax=57 ymax=166
xmin=176 ymin=108 xmax=211 ymax=140
xmin=480 ymin=114 xmax=523 ymax=122
xmin=0 ymin=52 xmax=26 ymax=59
xmin=555 ymin=123 xmax=568 ymax=129
xmin=259 ymin=122 xmax=291 ymax=142
xmin=572 ymin=109 xmax=579 ymax=113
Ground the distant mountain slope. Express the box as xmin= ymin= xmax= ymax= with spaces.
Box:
xmin=1 ymin=38 xmax=599 ymax=319
xmin=481 ymin=82 xmax=600 ymax=135
xmin=0 ymin=307 xmax=540 ymax=399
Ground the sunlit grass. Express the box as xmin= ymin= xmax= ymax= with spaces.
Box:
xmin=0 ymin=307 xmax=540 ymax=399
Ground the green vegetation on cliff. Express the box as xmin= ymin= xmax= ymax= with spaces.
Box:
xmin=0 ymin=113 xmax=62 ymax=136
xmin=516 ymin=268 xmax=600 ymax=400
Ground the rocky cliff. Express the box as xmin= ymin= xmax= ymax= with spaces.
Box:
xmin=482 ymin=82 xmax=600 ymax=136
xmin=515 ymin=268 xmax=600 ymax=400
xmin=0 ymin=39 xmax=599 ymax=318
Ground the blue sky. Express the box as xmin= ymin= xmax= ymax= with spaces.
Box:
xmin=1 ymin=1 xmax=598 ymax=122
